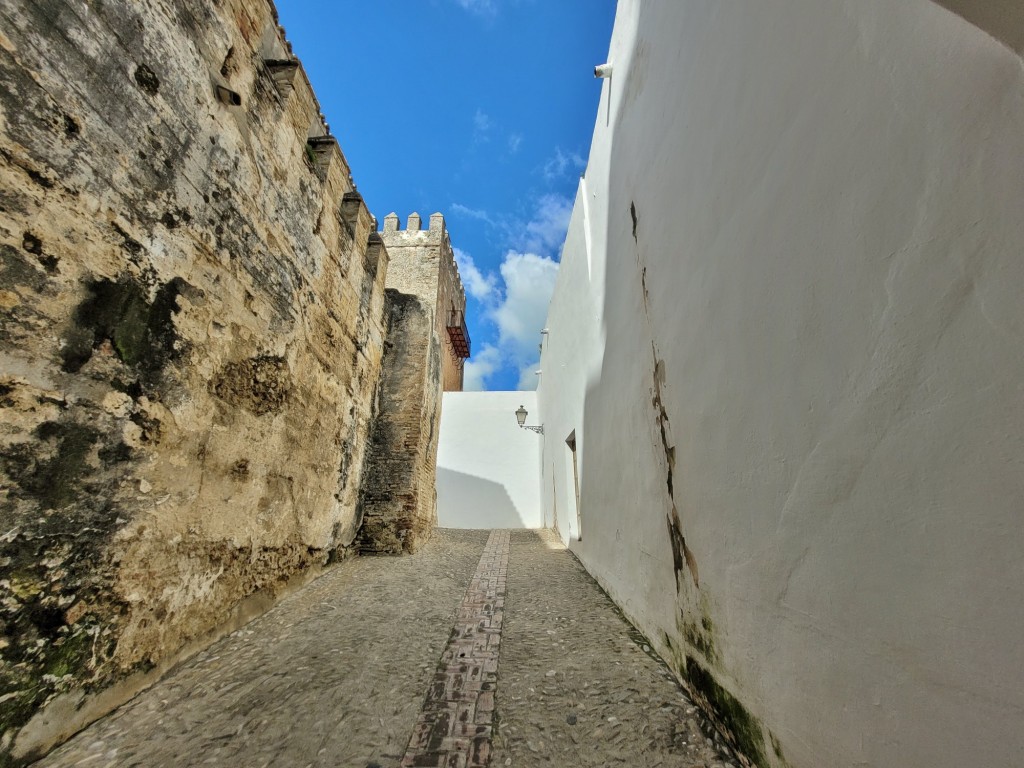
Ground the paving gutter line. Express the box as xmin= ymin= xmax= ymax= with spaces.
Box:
xmin=401 ymin=529 xmax=510 ymax=768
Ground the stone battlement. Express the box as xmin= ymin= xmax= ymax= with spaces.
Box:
xmin=380 ymin=212 xmax=465 ymax=301
xmin=382 ymin=211 xmax=447 ymax=236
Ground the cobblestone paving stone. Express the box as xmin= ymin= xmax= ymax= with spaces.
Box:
xmin=491 ymin=530 xmax=743 ymax=768
xmin=37 ymin=529 xmax=490 ymax=768
xmin=33 ymin=528 xmax=745 ymax=768
xmin=401 ymin=530 xmax=509 ymax=768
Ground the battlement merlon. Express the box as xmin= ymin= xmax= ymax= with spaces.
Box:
xmin=379 ymin=212 xmax=466 ymax=307
xmin=381 ymin=211 xmax=447 ymax=239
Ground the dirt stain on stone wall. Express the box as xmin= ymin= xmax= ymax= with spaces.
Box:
xmin=211 ymin=355 xmax=290 ymax=416
xmin=61 ymin=276 xmax=187 ymax=383
xmin=0 ymin=0 xmax=392 ymax=757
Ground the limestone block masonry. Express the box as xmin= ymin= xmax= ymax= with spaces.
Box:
xmin=0 ymin=0 xmax=434 ymax=761
xmin=356 ymin=289 xmax=441 ymax=555
xmin=357 ymin=213 xmax=468 ymax=555
xmin=381 ymin=212 xmax=467 ymax=394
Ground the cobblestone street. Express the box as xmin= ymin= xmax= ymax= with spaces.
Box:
xmin=36 ymin=530 xmax=740 ymax=768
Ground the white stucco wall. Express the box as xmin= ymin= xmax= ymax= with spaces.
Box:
xmin=537 ymin=2 xmax=1024 ymax=767
xmin=436 ymin=392 xmax=543 ymax=529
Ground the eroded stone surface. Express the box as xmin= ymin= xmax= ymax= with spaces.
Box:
xmin=381 ymin=213 xmax=467 ymax=393
xmin=357 ymin=290 xmax=442 ymax=555
xmin=357 ymin=214 xmax=467 ymax=555
xmin=0 ymin=0 xmax=387 ymax=752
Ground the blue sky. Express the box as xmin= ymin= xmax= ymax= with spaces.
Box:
xmin=276 ymin=1 xmax=616 ymax=390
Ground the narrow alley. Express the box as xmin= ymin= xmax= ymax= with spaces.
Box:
xmin=34 ymin=530 xmax=741 ymax=768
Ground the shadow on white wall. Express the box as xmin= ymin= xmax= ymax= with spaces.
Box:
xmin=436 ymin=391 xmax=543 ymax=530
xmin=436 ymin=468 xmax=527 ymax=529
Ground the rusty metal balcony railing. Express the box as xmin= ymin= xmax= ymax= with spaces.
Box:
xmin=446 ymin=309 xmax=471 ymax=359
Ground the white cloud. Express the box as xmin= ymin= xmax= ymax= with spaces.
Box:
xmin=456 ymin=192 xmax=573 ymax=391
xmin=452 ymin=193 xmax=572 ymax=259
xmin=517 ymin=362 xmax=541 ymax=391
xmin=453 ymin=0 xmax=497 ymax=17
xmin=463 ymin=343 xmax=502 ymax=391
xmin=493 ymin=251 xmax=559 ymax=360
xmin=454 ymin=247 xmax=497 ymax=302
xmin=451 ymin=203 xmax=495 ymax=225
xmin=520 ymin=194 xmax=573 ymax=256
xmin=508 ymin=133 xmax=523 ymax=153
xmin=459 ymin=252 xmax=557 ymax=391
xmin=473 ymin=108 xmax=492 ymax=142
xmin=541 ymin=146 xmax=586 ymax=182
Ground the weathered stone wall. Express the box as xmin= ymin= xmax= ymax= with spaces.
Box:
xmin=356 ymin=213 xmax=466 ymax=554
xmin=381 ymin=212 xmax=466 ymax=392
xmin=356 ymin=290 xmax=442 ymax=554
xmin=435 ymin=226 xmax=466 ymax=393
xmin=0 ymin=0 xmax=387 ymax=759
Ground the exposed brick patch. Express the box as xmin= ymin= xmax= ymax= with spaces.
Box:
xmin=402 ymin=530 xmax=510 ymax=768
xmin=357 ymin=291 xmax=440 ymax=555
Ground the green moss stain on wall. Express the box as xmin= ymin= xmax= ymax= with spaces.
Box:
xmin=62 ymin=276 xmax=187 ymax=382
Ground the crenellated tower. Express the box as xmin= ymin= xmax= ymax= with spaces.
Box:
xmin=380 ymin=211 xmax=469 ymax=391
xmin=356 ymin=212 xmax=470 ymax=556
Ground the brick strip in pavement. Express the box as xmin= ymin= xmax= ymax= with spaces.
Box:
xmin=401 ymin=529 xmax=510 ymax=768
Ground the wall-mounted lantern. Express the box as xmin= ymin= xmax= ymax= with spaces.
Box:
xmin=515 ymin=405 xmax=544 ymax=434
